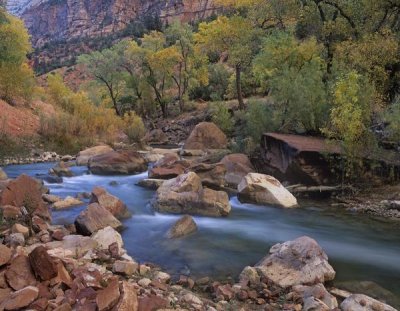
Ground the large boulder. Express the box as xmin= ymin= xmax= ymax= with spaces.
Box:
xmin=238 ymin=173 xmax=298 ymax=208
xmin=75 ymin=203 xmax=122 ymax=235
xmin=184 ymin=122 xmax=227 ymax=150
xmin=1 ymin=286 xmax=39 ymax=310
xmin=188 ymin=162 xmax=226 ymax=188
xmin=254 ymin=236 xmax=336 ymax=288
xmin=50 ymin=162 xmax=74 ymax=177
xmin=89 ymin=150 xmax=147 ymax=175
xmin=90 ymin=187 xmax=130 ymax=219
xmin=0 ymin=168 xmax=7 ymax=180
xmin=92 ymin=226 xmax=123 ymax=251
xmin=5 ymin=255 xmax=37 ymax=290
xmin=148 ymin=153 xmax=190 ymax=180
xmin=167 ymin=215 xmax=198 ymax=238
xmin=152 ymin=172 xmax=231 ymax=217
xmin=76 ymin=145 xmax=114 ymax=166
xmin=143 ymin=129 xmax=169 ymax=145
xmin=221 ymin=153 xmax=255 ymax=187
xmin=28 ymin=245 xmax=58 ymax=281
xmin=341 ymin=294 xmax=397 ymax=311
xmin=0 ymin=174 xmax=50 ymax=221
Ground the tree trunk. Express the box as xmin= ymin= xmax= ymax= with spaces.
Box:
xmin=236 ymin=64 xmax=245 ymax=110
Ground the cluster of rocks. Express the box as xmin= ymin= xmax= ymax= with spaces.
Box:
xmin=0 ymin=159 xmax=398 ymax=310
xmin=1 ymin=152 xmax=72 ymax=166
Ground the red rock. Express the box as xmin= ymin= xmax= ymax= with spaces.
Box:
xmin=113 ymin=281 xmax=138 ymax=311
xmin=216 ymin=284 xmax=234 ymax=300
xmin=0 ymin=174 xmax=50 ymax=221
xmin=77 ymin=287 xmax=97 ymax=301
xmin=75 ymin=203 xmax=122 ymax=236
xmin=89 ymin=150 xmax=147 ymax=175
xmin=52 ymin=229 xmax=66 ymax=241
xmin=53 ymin=303 xmax=72 ymax=311
xmin=5 ymin=255 xmax=37 ymax=290
xmin=148 ymin=154 xmax=190 ymax=180
xmin=90 ymin=187 xmax=130 ymax=219
xmin=0 ymin=271 xmax=7 ymax=288
xmin=167 ymin=215 xmax=197 ymax=239
xmin=188 ymin=162 xmax=226 ymax=188
xmin=0 ymin=205 xmax=21 ymax=219
xmin=32 ymin=216 xmax=48 ymax=232
xmin=51 ymin=261 xmax=72 ymax=287
xmin=0 ymin=288 xmax=12 ymax=304
xmin=0 ymin=245 xmax=12 ymax=266
xmin=29 ymin=245 xmax=58 ymax=281
xmin=150 ymin=280 xmax=167 ymax=291
xmin=72 ymin=267 xmax=102 ymax=289
xmin=29 ymin=297 xmax=49 ymax=310
xmin=184 ymin=122 xmax=227 ymax=150
xmin=112 ymin=260 xmax=138 ymax=276
xmin=2 ymin=286 xmax=39 ymax=310
xmin=138 ymin=295 xmax=168 ymax=311
xmin=221 ymin=153 xmax=255 ymax=187
xmin=96 ymin=278 xmax=120 ymax=311
xmin=37 ymin=282 xmax=53 ymax=299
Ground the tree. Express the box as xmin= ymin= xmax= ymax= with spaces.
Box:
xmin=195 ymin=16 xmax=257 ymax=109
xmin=78 ymin=43 xmax=127 ymax=116
xmin=0 ymin=12 xmax=34 ymax=103
xmin=166 ymin=21 xmax=208 ymax=112
xmin=253 ymin=31 xmax=328 ymax=132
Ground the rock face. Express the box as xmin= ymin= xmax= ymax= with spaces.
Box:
xmin=89 ymin=150 xmax=147 ymax=175
xmin=167 ymin=215 xmax=197 ymax=238
xmin=238 ymin=173 xmax=298 ymax=208
xmin=221 ymin=153 xmax=255 ymax=187
xmin=75 ymin=203 xmax=122 ymax=235
xmin=184 ymin=122 xmax=228 ymax=150
xmin=254 ymin=236 xmax=336 ymax=288
xmin=341 ymin=294 xmax=397 ymax=311
xmin=152 ymin=172 xmax=231 ymax=217
xmin=90 ymin=187 xmax=130 ymax=219
xmin=76 ymin=145 xmax=114 ymax=166
xmin=0 ymin=174 xmax=50 ymax=220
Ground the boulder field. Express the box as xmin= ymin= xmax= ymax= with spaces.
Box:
xmin=0 ymin=174 xmax=397 ymax=310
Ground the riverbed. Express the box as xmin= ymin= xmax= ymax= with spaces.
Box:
xmin=4 ymin=162 xmax=400 ymax=297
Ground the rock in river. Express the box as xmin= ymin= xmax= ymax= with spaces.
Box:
xmin=152 ymin=172 xmax=231 ymax=217
xmin=90 ymin=186 xmax=130 ymax=219
xmin=76 ymin=145 xmax=114 ymax=166
xmin=238 ymin=173 xmax=298 ymax=208
xmin=167 ymin=215 xmax=198 ymax=238
xmin=0 ymin=167 xmax=8 ymax=180
xmin=221 ymin=153 xmax=255 ymax=187
xmin=89 ymin=150 xmax=147 ymax=175
xmin=75 ymin=203 xmax=122 ymax=235
xmin=254 ymin=236 xmax=336 ymax=288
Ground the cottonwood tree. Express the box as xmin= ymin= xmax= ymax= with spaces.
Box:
xmin=166 ymin=21 xmax=208 ymax=112
xmin=78 ymin=43 xmax=127 ymax=116
xmin=195 ymin=16 xmax=257 ymax=110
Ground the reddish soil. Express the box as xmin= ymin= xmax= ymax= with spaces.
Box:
xmin=0 ymin=100 xmax=55 ymax=138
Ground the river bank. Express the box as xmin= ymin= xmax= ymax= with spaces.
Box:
xmin=2 ymin=160 xmax=400 ymax=308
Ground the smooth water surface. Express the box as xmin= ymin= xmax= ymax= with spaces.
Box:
xmin=4 ymin=163 xmax=400 ymax=297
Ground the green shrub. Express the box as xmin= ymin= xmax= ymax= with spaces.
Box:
xmin=210 ymin=102 xmax=234 ymax=135
xmin=244 ymin=99 xmax=277 ymax=142
xmin=123 ymin=112 xmax=146 ymax=144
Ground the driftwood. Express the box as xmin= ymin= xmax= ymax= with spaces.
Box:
xmin=286 ymin=184 xmax=356 ymax=196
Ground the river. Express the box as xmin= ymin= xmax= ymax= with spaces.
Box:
xmin=3 ymin=162 xmax=400 ymax=299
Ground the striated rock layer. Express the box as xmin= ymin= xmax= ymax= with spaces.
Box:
xmin=18 ymin=0 xmax=219 ymax=47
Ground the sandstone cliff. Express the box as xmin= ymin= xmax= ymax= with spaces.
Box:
xmin=22 ymin=0 xmax=218 ymax=47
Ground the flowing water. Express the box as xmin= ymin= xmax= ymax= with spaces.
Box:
xmin=4 ymin=163 xmax=400 ymax=298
